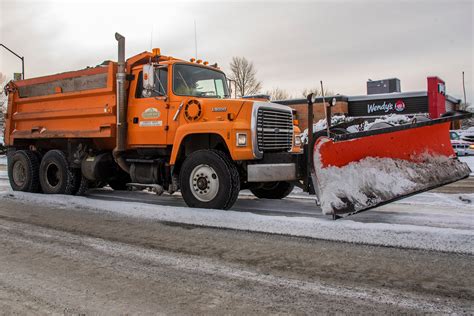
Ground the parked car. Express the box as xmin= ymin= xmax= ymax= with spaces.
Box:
xmin=0 ymin=135 xmax=5 ymax=155
xmin=460 ymin=127 xmax=474 ymax=143
xmin=450 ymin=130 xmax=474 ymax=156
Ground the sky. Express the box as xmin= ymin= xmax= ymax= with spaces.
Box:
xmin=0 ymin=0 xmax=473 ymax=103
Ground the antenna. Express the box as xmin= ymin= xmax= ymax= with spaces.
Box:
xmin=194 ymin=20 xmax=197 ymax=60
xmin=150 ymin=25 xmax=154 ymax=51
xmin=320 ymin=80 xmax=330 ymax=137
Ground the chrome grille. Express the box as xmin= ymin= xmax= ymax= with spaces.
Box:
xmin=257 ymin=108 xmax=293 ymax=152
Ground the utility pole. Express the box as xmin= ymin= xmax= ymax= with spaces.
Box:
xmin=0 ymin=44 xmax=24 ymax=79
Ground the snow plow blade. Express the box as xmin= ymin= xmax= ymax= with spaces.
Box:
xmin=312 ymin=115 xmax=471 ymax=218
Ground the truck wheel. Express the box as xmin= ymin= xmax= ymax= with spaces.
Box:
xmin=250 ymin=181 xmax=294 ymax=199
xmin=179 ymin=150 xmax=240 ymax=210
xmin=39 ymin=150 xmax=75 ymax=195
xmin=8 ymin=150 xmax=41 ymax=192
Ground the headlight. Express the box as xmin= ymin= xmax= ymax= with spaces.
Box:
xmin=469 ymin=144 xmax=474 ymax=149
xmin=294 ymin=134 xmax=302 ymax=147
xmin=236 ymin=133 xmax=247 ymax=147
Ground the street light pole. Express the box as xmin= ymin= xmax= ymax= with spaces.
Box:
xmin=0 ymin=44 xmax=25 ymax=79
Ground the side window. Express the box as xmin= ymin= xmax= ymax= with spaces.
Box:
xmin=158 ymin=68 xmax=168 ymax=95
xmin=135 ymin=68 xmax=168 ymax=99
xmin=135 ymin=71 xmax=144 ymax=98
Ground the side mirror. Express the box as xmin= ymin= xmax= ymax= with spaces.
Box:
xmin=143 ymin=64 xmax=154 ymax=91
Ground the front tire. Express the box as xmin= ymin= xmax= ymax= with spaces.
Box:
xmin=250 ymin=181 xmax=294 ymax=199
xmin=8 ymin=150 xmax=41 ymax=192
xmin=179 ymin=150 xmax=240 ymax=210
xmin=39 ymin=150 xmax=75 ymax=195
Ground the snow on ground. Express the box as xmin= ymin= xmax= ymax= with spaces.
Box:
xmin=459 ymin=156 xmax=474 ymax=175
xmin=399 ymin=192 xmax=474 ymax=209
xmin=1 ymin=191 xmax=472 ymax=254
xmin=0 ymin=153 xmax=472 ymax=254
xmin=0 ymin=155 xmax=6 ymax=166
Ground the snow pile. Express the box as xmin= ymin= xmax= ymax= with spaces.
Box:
xmin=0 ymin=155 xmax=6 ymax=166
xmin=361 ymin=114 xmax=412 ymax=130
xmin=344 ymin=114 xmax=414 ymax=132
xmin=301 ymin=114 xmax=414 ymax=143
xmin=310 ymin=115 xmax=350 ymax=132
xmin=301 ymin=115 xmax=353 ymax=143
xmin=314 ymin=152 xmax=472 ymax=215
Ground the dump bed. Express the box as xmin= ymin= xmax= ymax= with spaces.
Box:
xmin=4 ymin=63 xmax=118 ymax=148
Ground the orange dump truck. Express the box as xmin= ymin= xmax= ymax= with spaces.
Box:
xmin=4 ymin=33 xmax=471 ymax=217
xmin=4 ymin=33 xmax=303 ymax=210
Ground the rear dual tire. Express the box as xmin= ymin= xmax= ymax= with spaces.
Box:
xmin=39 ymin=150 xmax=76 ymax=195
xmin=8 ymin=150 xmax=41 ymax=193
xmin=8 ymin=149 xmax=91 ymax=196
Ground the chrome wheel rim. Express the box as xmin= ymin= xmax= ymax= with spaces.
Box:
xmin=189 ymin=164 xmax=219 ymax=202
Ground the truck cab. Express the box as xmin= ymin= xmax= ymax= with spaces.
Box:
xmin=126 ymin=52 xmax=301 ymax=161
xmin=120 ymin=51 xmax=303 ymax=208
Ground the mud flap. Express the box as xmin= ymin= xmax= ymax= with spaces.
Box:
xmin=312 ymin=119 xmax=471 ymax=217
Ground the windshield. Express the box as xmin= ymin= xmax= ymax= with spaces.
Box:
xmin=173 ymin=64 xmax=229 ymax=98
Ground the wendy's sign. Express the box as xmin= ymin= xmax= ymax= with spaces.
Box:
xmin=367 ymin=99 xmax=406 ymax=114
xmin=349 ymin=96 xmax=428 ymax=117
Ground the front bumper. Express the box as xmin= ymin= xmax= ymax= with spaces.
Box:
xmin=246 ymin=152 xmax=305 ymax=182
xmin=247 ymin=163 xmax=297 ymax=182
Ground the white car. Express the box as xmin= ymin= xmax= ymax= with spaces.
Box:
xmin=450 ymin=131 xmax=474 ymax=156
xmin=460 ymin=127 xmax=474 ymax=143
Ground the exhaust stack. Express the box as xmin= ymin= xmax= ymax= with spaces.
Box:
xmin=113 ymin=32 xmax=130 ymax=173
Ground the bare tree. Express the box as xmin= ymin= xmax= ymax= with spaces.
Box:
xmin=301 ymin=87 xmax=335 ymax=98
xmin=265 ymin=87 xmax=291 ymax=101
xmin=228 ymin=57 xmax=262 ymax=97
xmin=0 ymin=72 xmax=7 ymax=150
xmin=0 ymin=73 xmax=6 ymax=106
xmin=0 ymin=72 xmax=7 ymax=126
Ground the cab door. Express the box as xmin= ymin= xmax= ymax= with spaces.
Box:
xmin=127 ymin=67 xmax=169 ymax=147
